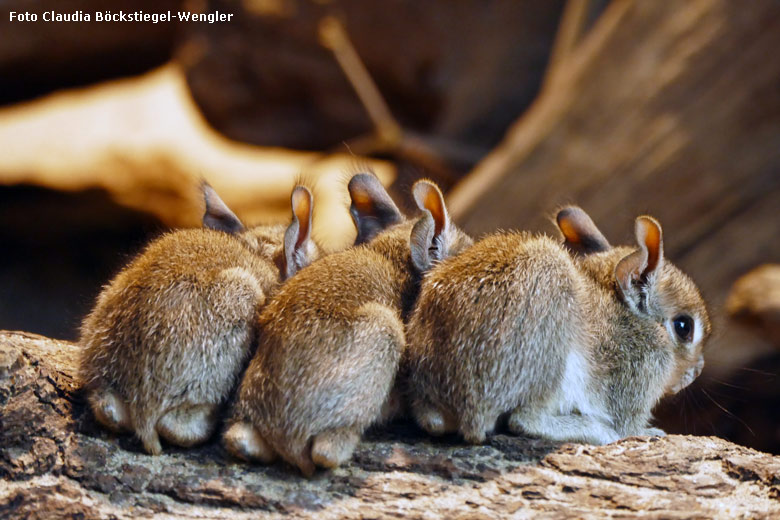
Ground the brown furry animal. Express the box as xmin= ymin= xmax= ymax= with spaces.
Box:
xmin=79 ymin=183 xmax=320 ymax=455
xmin=223 ymin=174 xmax=472 ymax=475
xmin=405 ymin=207 xmax=711 ymax=445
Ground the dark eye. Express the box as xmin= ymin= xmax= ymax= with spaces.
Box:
xmin=673 ymin=315 xmax=694 ymax=343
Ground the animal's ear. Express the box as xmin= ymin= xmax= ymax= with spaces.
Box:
xmin=282 ymin=186 xmax=316 ymax=280
xmin=556 ymin=206 xmax=610 ymax=255
xmin=410 ymin=180 xmax=454 ymax=273
xmin=348 ymin=173 xmax=403 ymax=244
xmin=615 ymin=216 xmax=664 ymax=311
xmin=202 ymin=182 xmax=244 ymax=233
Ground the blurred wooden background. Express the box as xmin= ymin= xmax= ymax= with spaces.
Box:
xmin=0 ymin=0 xmax=777 ymax=452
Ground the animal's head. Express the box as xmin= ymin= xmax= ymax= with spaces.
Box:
xmin=557 ymin=206 xmax=711 ymax=395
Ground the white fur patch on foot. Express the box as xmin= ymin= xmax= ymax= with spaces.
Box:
xmin=223 ymin=422 xmax=276 ymax=463
xmin=90 ymin=390 xmax=131 ymax=432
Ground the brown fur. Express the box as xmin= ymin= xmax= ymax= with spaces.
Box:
xmin=224 ymin=174 xmax=472 ymax=475
xmin=79 ymin=184 xmax=320 ymax=454
xmin=405 ymin=209 xmax=711 ymax=445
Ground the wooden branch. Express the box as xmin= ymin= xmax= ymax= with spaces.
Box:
xmin=2 ymin=331 xmax=780 ymax=517
xmin=0 ymin=63 xmax=395 ymax=250
xmin=318 ymin=16 xmax=402 ymax=147
xmin=542 ymin=0 xmax=591 ymax=90
xmin=728 ymin=264 xmax=780 ymax=348
xmin=319 ymin=16 xmax=459 ymax=184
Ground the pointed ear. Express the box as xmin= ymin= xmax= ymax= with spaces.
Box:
xmin=202 ymin=182 xmax=244 ymax=233
xmin=282 ymin=186 xmax=315 ymax=280
xmin=615 ymin=216 xmax=665 ymax=310
xmin=556 ymin=206 xmax=610 ymax=255
xmin=410 ymin=180 xmax=453 ymax=273
xmin=348 ymin=173 xmax=403 ymax=244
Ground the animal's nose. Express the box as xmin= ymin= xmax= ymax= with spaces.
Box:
xmin=693 ymin=356 xmax=704 ymax=378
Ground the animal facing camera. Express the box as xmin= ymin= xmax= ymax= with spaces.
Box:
xmin=348 ymin=173 xmax=403 ymax=244
xmin=556 ymin=206 xmax=610 ymax=255
xmin=202 ymin=182 xmax=245 ymax=233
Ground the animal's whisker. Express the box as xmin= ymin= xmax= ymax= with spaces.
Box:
xmin=701 ymin=388 xmax=755 ymax=437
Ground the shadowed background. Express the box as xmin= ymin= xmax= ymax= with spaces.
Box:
xmin=0 ymin=0 xmax=777 ymax=453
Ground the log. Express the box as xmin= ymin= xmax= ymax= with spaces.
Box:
xmin=0 ymin=63 xmax=394 ymax=250
xmin=448 ymin=0 xmax=780 ymax=245
xmin=727 ymin=265 xmax=780 ymax=348
xmin=2 ymin=331 xmax=779 ymax=518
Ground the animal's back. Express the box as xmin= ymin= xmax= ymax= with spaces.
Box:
xmin=80 ymin=228 xmax=277 ymax=418
xmin=407 ymin=232 xmax=587 ymax=420
xmin=236 ymin=244 xmax=406 ymax=467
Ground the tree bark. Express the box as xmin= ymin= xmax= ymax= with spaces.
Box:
xmin=2 ymin=331 xmax=779 ymax=518
xmin=447 ymin=0 xmax=780 ymax=300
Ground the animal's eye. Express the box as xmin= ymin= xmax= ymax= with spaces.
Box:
xmin=672 ymin=315 xmax=694 ymax=343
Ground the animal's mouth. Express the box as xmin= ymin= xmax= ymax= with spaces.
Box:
xmin=669 ymin=356 xmax=705 ymax=395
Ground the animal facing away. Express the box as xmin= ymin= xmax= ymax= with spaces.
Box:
xmin=405 ymin=207 xmax=711 ymax=445
xmin=223 ymin=173 xmax=472 ymax=476
xmin=79 ymin=183 xmax=320 ymax=455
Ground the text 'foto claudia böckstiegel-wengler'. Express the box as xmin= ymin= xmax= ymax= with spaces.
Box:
xmin=8 ymin=10 xmax=235 ymax=23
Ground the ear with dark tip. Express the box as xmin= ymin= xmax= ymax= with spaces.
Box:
xmin=410 ymin=180 xmax=454 ymax=273
xmin=556 ymin=206 xmax=610 ymax=255
xmin=282 ymin=186 xmax=315 ymax=280
xmin=615 ymin=216 xmax=665 ymax=310
xmin=202 ymin=182 xmax=244 ymax=233
xmin=348 ymin=173 xmax=403 ymax=244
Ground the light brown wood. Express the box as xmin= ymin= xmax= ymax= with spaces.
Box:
xmin=543 ymin=0 xmax=591 ymax=90
xmin=2 ymin=330 xmax=780 ymax=517
xmin=0 ymin=63 xmax=394 ymax=249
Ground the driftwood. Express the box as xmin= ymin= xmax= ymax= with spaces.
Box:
xmin=2 ymin=330 xmax=779 ymax=518
xmin=728 ymin=265 xmax=780 ymax=348
xmin=0 ymin=63 xmax=394 ymax=249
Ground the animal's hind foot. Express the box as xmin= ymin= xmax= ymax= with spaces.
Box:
xmin=459 ymin=410 xmax=498 ymax=444
xmin=88 ymin=389 xmax=131 ymax=433
xmin=412 ymin=401 xmax=457 ymax=436
xmin=223 ymin=421 xmax=277 ymax=464
xmin=311 ymin=427 xmax=360 ymax=469
xmin=157 ymin=404 xmax=218 ymax=448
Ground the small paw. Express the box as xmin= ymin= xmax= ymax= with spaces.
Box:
xmin=414 ymin=405 xmax=447 ymax=436
xmin=311 ymin=428 xmax=359 ymax=469
xmin=643 ymin=427 xmax=667 ymax=438
xmin=507 ymin=414 xmax=527 ymax=436
xmin=223 ymin=422 xmax=276 ymax=463
xmin=89 ymin=390 xmax=131 ymax=432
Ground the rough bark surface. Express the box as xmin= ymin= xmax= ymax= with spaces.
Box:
xmin=447 ymin=0 xmax=780 ymax=306
xmin=1 ymin=331 xmax=779 ymax=519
